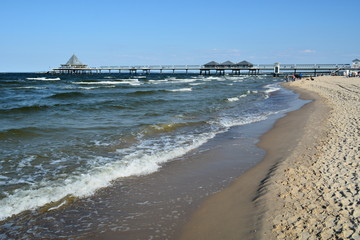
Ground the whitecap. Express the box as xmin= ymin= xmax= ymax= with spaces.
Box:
xmin=227 ymin=97 xmax=240 ymax=102
xmin=263 ymin=84 xmax=281 ymax=94
xmin=168 ymin=88 xmax=192 ymax=92
xmin=26 ymin=77 xmax=60 ymax=81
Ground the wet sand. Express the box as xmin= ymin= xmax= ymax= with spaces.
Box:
xmin=179 ymin=76 xmax=360 ymax=239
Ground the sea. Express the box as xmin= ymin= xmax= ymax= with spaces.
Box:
xmin=0 ymin=73 xmax=307 ymax=239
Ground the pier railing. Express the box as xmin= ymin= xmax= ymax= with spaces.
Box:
xmin=89 ymin=64 xmax=350 ymax=70
xmin=53 ymin=63 xmax=352 ymax=75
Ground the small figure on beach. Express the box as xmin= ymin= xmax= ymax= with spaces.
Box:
xmin=292 ymin=75 xmax=296 ymax=81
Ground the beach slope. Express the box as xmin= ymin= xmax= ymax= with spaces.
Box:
xmin=261 ymin=76 xmax=360 ymax=239
xmin=180 ymin=76 xmax=359 ymax=239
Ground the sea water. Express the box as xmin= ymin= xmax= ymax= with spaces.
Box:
xmin=0 ymin=73 xmax=302 ymax=238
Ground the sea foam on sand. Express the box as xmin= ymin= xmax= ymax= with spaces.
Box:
xmin=261 ymin=76 xmax=360 ymax=239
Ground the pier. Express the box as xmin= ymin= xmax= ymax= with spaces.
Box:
xmin=51 ymin=55 xmax=357 ymax=76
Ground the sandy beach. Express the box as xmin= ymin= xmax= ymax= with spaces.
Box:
xmin=180 ymin=76 xmax=360 ymax=239
xmin=261 ymin=76 xmax=360 ymax=239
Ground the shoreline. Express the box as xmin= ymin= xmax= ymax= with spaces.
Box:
xmin=179 ymin=76 xmax=360 ymax=239
xmin=178 ymin=78 xmax=330 ymax=239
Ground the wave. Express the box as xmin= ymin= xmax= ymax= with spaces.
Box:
xmin=0 ymin=127 xmax=44 ymax=139
xmin=218 ymin=111 xmax=279 ymax=128
xmin=73 ymin=80 xmax=141 ymax=86
xmin=263 ymin=84 xmax=281 ymax=94
xmin=167 ymin=78 xmax=197 ymax=84
xmin=0 ymin=131 xmax=216 ymax=221
xmin=167 ymin=88 xmax=192 ymax=92
xmin=26 ymin=77 xmax=60 ymax=81
xmin=126 ymin=90 xmax=163 ymax=96
xmin=126 ymin=88 xmax=191 ymax=96
xmin=227 ymin=97 xmax=240 ymax=102
xmin=1 ymin=104 xmax=50 ymax=114
xmin=203 ymin=76 xmax=225 ymax=81
xmin=141 ymin=121 xmax=206 ymax=135
xmin=78 ymin=86 xmax=101 ymax=90
xmin=148 ymin=79 xmax=169 ymax=84
xmin=148 ymin=78 xmax=197 ymax=84
xmin=47 ymin=92 xmax=86 ymax=99
xmin=15 ymin=86 xmax=47 ymax=90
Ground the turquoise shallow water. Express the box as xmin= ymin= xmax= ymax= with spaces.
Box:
xmin=0 ymin=73 xmax=302 ymax=238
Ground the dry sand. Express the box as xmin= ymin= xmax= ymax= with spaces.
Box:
xmin=261 ymin=76 xmax=360 ymax=239
xmin=180 ymin=76 xmax=359 ymax=240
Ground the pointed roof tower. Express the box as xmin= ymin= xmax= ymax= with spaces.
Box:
xmin=66 ymin=54 xmax=83 ymax=65
xmin=61 ymin=54 xmax=87 ymax=68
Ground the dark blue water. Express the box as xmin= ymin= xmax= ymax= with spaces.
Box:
xmin=0 ymin=73 xmax=301 ymax=238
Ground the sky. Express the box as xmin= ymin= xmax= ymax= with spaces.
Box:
xmin=0 ymin=0 xmax=359 ymax=72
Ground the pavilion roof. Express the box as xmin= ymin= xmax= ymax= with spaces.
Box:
xmin=220 ymin=61 xmax=235 ymax=65
xmin=236 ymin=60 xmax=253 ymax=66
xmin=65 ymin=54 xmax=85 ymax=66
xmin=204 ymin=61 xmax=219 ymax=66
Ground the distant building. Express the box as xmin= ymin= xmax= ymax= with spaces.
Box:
xmin=204 ymin=61 xmax=219 ymax=68
xmin=235 ymin=60 xmax=254 ymax=68
xmin=352 ymin=59 xmax=360 ymax=68
xmin=61 ymin=54 xmax=87 ymax=68
xmin=219 ymin=61 xmax=235 ymax=68
xmin=204 ymin=60 xmax=253 ymax=68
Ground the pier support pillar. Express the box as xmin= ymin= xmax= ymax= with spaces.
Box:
xmin=273 ymin=62 xmax=281 ymax=77
xmin=216 ymin=70 xmax=225 ymax=75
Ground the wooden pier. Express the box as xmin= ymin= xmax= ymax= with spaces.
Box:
xmin=52 ymin=55 xmax=356 ymax=76
xmin=52 ymin=63 xmax=352 ymax=76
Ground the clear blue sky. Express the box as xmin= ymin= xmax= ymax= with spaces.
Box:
xmin=1 ymin=0 xmax=359 ymax=72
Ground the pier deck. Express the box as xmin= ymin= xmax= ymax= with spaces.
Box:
xmin=52 ymin=63 xmax=353 ymax=76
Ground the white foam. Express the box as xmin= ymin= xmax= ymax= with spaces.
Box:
xmin=204 ymin=76 xmax=225 ymax=81
xmin=263 ymin=84 xmax=281 ymax=94
xmin=119 ymin=80 xmax=142 ymax=86
xmin=227 ymin=97 xmax=240 ymax=102
xmin=74 ymin=81 xmax=130 ymax=85
xmin=93 ymin=140 xmax=111 ymax=146
xmin=169 ymin=79 xmax=197 ymax=84
xmin=0 ymin=132 xmax=215 ymax=221
xmin=17 ymin=156 xmax=36 ymax=169
xmin=26 ymin=77 xmax=60 ymax=81
xmin=189 ymin=83 xmax=204 ymax=86
xmin=78 ymin=87 xmax=100 ymax=90
xmin=148 ymin=79 xmax=169 ymax=84
xmin=218 ymin=111 xmax=280 ymax=129
xmin=219 ymin=115 xmax=267 ymax=128
xmin=168 ymin=88 xmax=192 ymax=92
xmin=72 ymin=80 xmax=142 ymax=86
xmin=16 ymin=86 xmax=47 ymax=89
